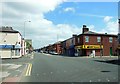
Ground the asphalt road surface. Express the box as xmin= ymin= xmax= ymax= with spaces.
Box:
xmin=19 ymin=52 xmax=118 ymax=82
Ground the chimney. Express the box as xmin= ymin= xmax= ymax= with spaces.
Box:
xmin=82 ymin=25 xmax=89 ymax=34
xmin=72 ymin=34 xmax=77 ymax=37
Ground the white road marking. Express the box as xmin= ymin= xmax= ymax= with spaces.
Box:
xmin=106 ymin=78 xmax=110 ymax=82
xmin=89 ymin=80 xmax=92 ymax=82
xmin=16 ymin=69 xmax=21 ymax=72
xmin=0 ymin=72 xmax=10 ymax=78
xmin=7 ymin=65 xmax=22 ymax=69
xmin=98 ymin=79 xmax=101 ymax=82
xmin=1 ymin=64 xmax=15 ymax=66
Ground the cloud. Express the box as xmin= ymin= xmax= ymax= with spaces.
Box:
xmin=2 ymin=1 xmax=64 ymax=48
xmin=2 ymin=1 xmax=82 ymax=48
xmin=102 ymin=16 xmax=118 ymax=34
xmin=2 ymin=1 xmax=118 ymax=49
xmin=78 ymin=13 xmax=105 ymax=18
xmin=105 ymin=20 xmax=118 ymax=34
xmin=94 ymin=17 xmax=118 ymax=35
xmin=104 ymin=16 xmax=113 ymax=22
xmin=63 ymin=7 xmax=75 ymax=12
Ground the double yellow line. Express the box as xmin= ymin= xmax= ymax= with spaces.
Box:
xmin=25 ymin=63 xmax=32 ymax=76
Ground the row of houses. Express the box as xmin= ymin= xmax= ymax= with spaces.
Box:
xmin=40 ymin=25 xmax=119 ymax=57
xmin=0 ymin=26 xmax=33 ymax=58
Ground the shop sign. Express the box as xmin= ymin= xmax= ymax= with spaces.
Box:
xmin=76 ymin=45 xmax=103 ymax=49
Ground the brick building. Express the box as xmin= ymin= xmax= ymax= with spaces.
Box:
xmin=41 ymin=41 xmax=62 ymax=54
xmin=118 ymin=19 xmax=120 ymax=55
xmin=41 ymin=25 xmax=118 ymax=57
xmin=75 ymin=25 xmax=118 ymax=56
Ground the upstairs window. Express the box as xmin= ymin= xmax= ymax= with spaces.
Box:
xmin=97 ymin=37 xmax=101 ymax=42
xmin=78 ymin=38 xmax=80 ymax=43
xmin=85 ymin=36 xmax=89 ymax=42
xmin=109 ymin=37 xmax=113 ymax=43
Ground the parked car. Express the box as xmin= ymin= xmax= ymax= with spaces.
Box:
xmin=51 ymin=52 xmax=59 ymax=55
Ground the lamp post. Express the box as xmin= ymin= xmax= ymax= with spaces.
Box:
xmin=23 ymin=21 xmax=31 ymax=55
xmin=24 ymin=21 xmax=31 ymax=39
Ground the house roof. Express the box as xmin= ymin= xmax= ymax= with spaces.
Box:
xmin=0 ymin=26 xmax=19 ymax=33
xmin=54 ymin=41 xmax=62 ymax=44
xmin=81 ymin=31 xmax=117 ymax=37
xmin=83 ymin=31 xmax=98 ymax=34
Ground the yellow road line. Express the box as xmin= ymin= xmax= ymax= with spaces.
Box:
xmin=25 ymin=63 xmax=30 ymax=76
xmin=28 ymin=64 xmax=32 ymax=76
xmin=25 ymin=63 xmax=32 ymax=76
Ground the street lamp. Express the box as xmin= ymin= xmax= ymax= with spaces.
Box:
xmin=24 ymin=21 xmax=31 ymax=38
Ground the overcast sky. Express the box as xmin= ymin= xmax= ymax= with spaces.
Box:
xmin=1 ymin=0 xmax=119 ymax=49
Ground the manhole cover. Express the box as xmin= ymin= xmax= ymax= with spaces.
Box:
xmin=101 ymin=71 xmax=110 ymax=72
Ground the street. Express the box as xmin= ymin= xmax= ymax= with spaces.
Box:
xmin=1 ymin=52 xmax=119 ymax=83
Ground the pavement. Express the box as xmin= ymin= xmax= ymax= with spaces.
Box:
xmin=0 ymin=52 xmax=119 ymax=83
xmin=0 ymin=53 xmax=34 ymax=83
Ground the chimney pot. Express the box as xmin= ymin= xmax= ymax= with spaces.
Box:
xmin=82 ymin=25 xmax=89 ymax=34
xmin=83 ymin=25 xmax=86 ymax=28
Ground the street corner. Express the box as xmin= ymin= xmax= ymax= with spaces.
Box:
xmin=1 ymin=63 xmax=27 ymax=83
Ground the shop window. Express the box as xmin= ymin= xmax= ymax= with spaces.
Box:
xmin=85 ymin=36 xmax=89 ymax=42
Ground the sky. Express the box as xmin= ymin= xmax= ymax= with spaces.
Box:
xmin=1 ymin=0 xmax=119 ymax=49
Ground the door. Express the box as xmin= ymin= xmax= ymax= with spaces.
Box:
xmin=110 ymin=47 xmax=112 ymax=56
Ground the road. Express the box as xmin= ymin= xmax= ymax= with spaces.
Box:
xmin=18 ymin=52 xmax=118 ymax=82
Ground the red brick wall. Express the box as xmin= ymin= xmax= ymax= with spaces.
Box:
xmin=82 ymin=35 xmax=118 ymax=56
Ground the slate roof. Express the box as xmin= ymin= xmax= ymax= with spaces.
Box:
xmin=82 ymin=31 xmax=117 ymax=37
xmin=0 ymin=26 xmax=19 ymax=33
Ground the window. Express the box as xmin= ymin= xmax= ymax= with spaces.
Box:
xmin=78 ymin=38 xmax=80 ymax=43
xmin=97 ymin=37 xmax=101 ymax=42
xmin=71 ymin=39 xmax=73 ymax=44
xmin=15 ymin=49 xmax=20 ymax=56
xmin=109 ymin=37 xmax=113 ymax=43
xmin=85 ymin=36 xmax=89 ymax=42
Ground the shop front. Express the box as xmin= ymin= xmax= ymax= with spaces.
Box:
xmin=75 ymin=45 xmax=103 ymax=56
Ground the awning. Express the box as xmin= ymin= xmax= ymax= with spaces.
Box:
xmin=0 ymin=45 xmax=13 ymax=49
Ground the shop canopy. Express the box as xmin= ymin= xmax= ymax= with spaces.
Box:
xmin=0 ymin=45 xmax=13 ymax=49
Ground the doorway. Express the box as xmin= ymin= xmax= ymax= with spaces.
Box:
xmin=110 ymin=47 xmax=112 ymax=56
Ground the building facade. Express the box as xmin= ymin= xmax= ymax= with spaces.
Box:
xmin=0 ymin=27 xmax=22 ymax=58
xmin=75 ymin=25 xmax=118 ymax=56
xmin=40 ymin=25 xmax=118 ymax=57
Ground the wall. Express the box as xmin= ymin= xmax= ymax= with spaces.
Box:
xmin=0 ymin=33 xmax=19 ymax=45
xmin=0 ymin=49 xmax=11 ymax=58
xmin=0 ymin=32 xmax=22 ymax=58
xmin=83 ymin=35 xmax=118 ymax=56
